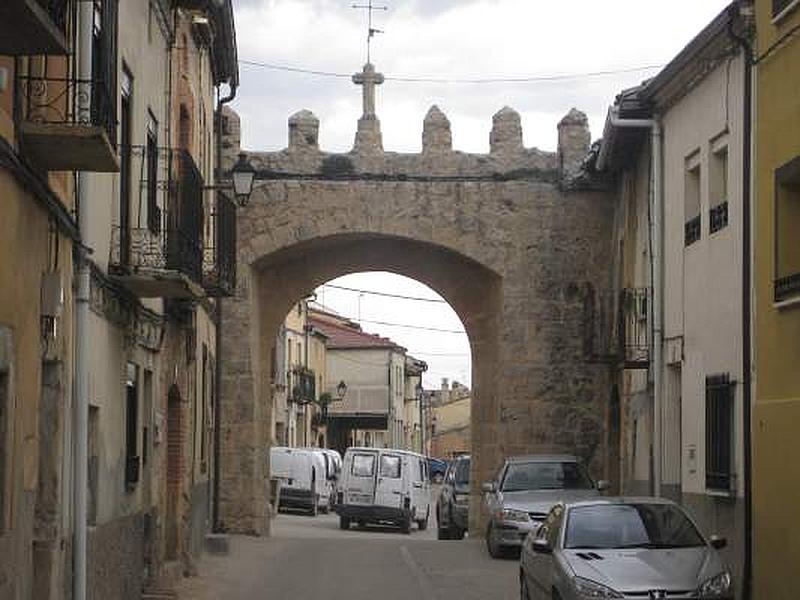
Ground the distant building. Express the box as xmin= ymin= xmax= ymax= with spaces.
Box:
xmin=308 ymin=307 xmax=408 ymax=453
xmin=428 ymin=379 xmax=471 ymax=459
xmin=403 ymin=356 xmax=428 ymax=453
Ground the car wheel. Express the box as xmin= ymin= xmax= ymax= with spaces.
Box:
xmin=400 ymin=516 xmax=412 ymax=534
xmin=486 ymin=523 xmax=505 ymax=559
xmin=448 ymin=508 xmax=464 ymax=540
xmin=437 ymin=507 xmax=451 ymax=539
xmin=339 ymin=516 xmax=350 ymax=530
xmin=520 ymin=574 xmax=532 ymax=600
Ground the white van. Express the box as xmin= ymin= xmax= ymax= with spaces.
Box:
xmin=314 ymin=448 xmax=342 ymax=507
xmin=335 ymin=447 xmax=430 ymax=533
xmin=269 ymin=447 xmax=329 ymax=516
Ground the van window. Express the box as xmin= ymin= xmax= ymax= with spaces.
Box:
xmin=352 ymin=454 xmax=376 ymax=477
xmin=380 ymin=455 xmax=402 ymax=479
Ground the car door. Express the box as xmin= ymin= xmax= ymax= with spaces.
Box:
xmin=375 ymin=451 xmax=404 ymax=509
xmin=440 ymin=463 xmax=455 ymax=525
xmin=527 ymin=506 xmax=563 ymax=599
xmin=346 ymin=450 xmax=378 ymax=506
xmin=413 ymin=457 xmax=429 ymax=517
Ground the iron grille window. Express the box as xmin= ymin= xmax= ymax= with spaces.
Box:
xmin=774 ymin=156 xmax=800 ymax=302
xmin=685 ymin=215 xmax=701 ymax=246
xmin=709 ymin=202 xmax=729 ymax=234
xmin=706 ymin=374 xmax=735 ymax=492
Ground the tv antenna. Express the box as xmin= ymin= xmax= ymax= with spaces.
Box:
xmin=352 ymin=1 xmax=388 ymax=63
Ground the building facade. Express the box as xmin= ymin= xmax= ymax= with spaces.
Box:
xmin=1 ymin=1 xmax=237 ymax=597
xmin=752 ymin=0 xmax=800 ymax=596
xmin=403 ymin=356 xmax=427 ymax=452
xmin=0 ymin=4 xmax=78 ymax=597
xmin=598 ymin=4 xmax=751 ymax=593
xmin=428 ymin=380 xmax=471 ymax=459
xmin=309 ymin=309 xmax=408 ymax=454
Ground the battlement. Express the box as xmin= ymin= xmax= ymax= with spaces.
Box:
xmin=221 ymin=104 xmax=592 ymax=182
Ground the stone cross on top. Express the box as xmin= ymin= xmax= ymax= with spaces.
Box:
xmin=352 ymin=63 xmax=384 ymax=119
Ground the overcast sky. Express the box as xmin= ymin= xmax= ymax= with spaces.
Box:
xmin=314 ymin=273 xmax=471 ymax=389
xmin=236 ymin=0 xmax=731 ymax=389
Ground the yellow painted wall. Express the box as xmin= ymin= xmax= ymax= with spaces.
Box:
xmin=753 ymin=2 xmax=800 ymax=597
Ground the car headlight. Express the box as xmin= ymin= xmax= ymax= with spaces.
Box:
xmin=697 ymin=571 xmax=732 ymax=597
xmin=572 ymin=577 xmax=623 ymax=599
xmin=498 ymin=508 xmax=530 ymax=522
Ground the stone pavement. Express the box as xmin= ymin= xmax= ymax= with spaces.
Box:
xmin=176 ymin=511 xmax=519 ymax=599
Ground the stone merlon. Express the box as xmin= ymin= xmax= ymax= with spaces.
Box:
xmin=557 ymin=107 xmax=591 ymax=181
xmin=490 ymin=106 xmax=524 ymax=154
xmin=288 ymin=109 xmax=320 ymax=152
xmin=422 ymin=105 xmax=452 ymax=153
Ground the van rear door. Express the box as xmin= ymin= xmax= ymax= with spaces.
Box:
xmin=374 ymin=451 xmax=404 ymax=509
xmin=345 ymin=450 xmax=378 ymax=505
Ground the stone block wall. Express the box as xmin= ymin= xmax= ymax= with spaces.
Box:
xmin=219 ymin=104 xmax=614 ymax=535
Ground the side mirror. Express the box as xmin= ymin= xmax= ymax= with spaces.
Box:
xmin=596 ymin=480 xmax=610 ymax=492
xmin=532 ymin=538 xmax=553 ymax=555
xmin=481 ymin=481 xmax=497 ymax=493
xmin=710 ymin=535 xmax=727 ymax=550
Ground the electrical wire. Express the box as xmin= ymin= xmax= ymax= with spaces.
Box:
xmin=357 ymin=317 xmax=466 ymax=335
xmin=321 ymin=283 xmax=447 ymax=304
xmin=239 ymin=59 xmax=664 ymax=84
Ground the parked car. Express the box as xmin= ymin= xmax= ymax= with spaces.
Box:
xmin=428 ymin=457 xmax=448 ymax=483
xmin=336 ymin=447 xmax=430 ymax=533
xmin=482 ymin=454 xmax=606 ymax=558
xmin=437 ymin=455 xmax=470 ymax=540
xmin=520 ymin=498 xmax=733 ymax=600
xmin=269 ymin=447 xmax=330 ymax=516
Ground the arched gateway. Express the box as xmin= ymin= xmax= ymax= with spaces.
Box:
xmin=217 ymin=63 xmax=618 ymax=536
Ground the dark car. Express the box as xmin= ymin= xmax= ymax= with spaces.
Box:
xmin=436 ymin=455 xmax=470 ymax=540
xmin=428 ymin=457 xmax=448 ymax=483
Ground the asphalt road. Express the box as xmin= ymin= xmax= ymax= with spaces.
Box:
xmin=178 ymin=500 xmax=519 ymax=599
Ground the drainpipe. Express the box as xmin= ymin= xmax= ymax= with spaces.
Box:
xmin=73 ymin=1 xmax=94 ymax=598
xmin=727 ymin=4 xmax=754 ymax=597
xmin=212 ymin=80 xmax=237 ymax=532
xmin=606 ymin=109 xmax=664 ymax=496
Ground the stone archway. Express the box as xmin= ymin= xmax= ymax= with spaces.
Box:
xmin=217 ymin=91 xmax=618 ymax=536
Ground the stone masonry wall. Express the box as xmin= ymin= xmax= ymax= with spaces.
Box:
xmin=219 ymin=104 xmax=616 ymax=535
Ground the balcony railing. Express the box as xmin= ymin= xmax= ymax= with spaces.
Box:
xmin=289 ymin=368 xmax=316 ymax=405
xmin=110 ymin=150 xmax=206 ymax=298
xmin=775 ymin=273 xmax=800 ymax=303
xmin=203 ymin=193 xmax=237 ymax=297
xmin=14 ymin=0 xmax=119 ymax=172
xmin=0 ymin=0 xmax=70 ymax=55
xmin=619 ymin=288 xmax=650 ymax=369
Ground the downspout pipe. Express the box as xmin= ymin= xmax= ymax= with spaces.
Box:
xmin=727 ymin=4 xmax=754 ymax=598
xmin=73 ymin=1 xmax=94 ymax=598
xmin=212 ymin=81 xmax=237 ymax=533
xmin=604 ymin=110 xmax=664 ymax=497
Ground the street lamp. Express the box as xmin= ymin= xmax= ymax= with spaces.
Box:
xmin=205 ymin=152 xmax=256 ymax=207
xmin=231 ymin=152 xmax=256 ymax=207
xmin=336 ymin=380 xmax=348 ymax=401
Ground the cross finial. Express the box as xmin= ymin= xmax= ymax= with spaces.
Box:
xmin=352 ymin=0 xmax=388 ymax=63
xmin=352 ymin=62 xmax=384 ymax=118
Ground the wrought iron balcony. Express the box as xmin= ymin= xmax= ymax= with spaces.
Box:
xmin=289 ymin=367 xmax=317 ymax=405
xmin=14 ymin=0 xmax=119 ymax=172
xmin=0 ymin=0 xmax=69 ymax=55
xmin=619 ymin=288 xmax=650 ymax=369
xmin=110 ymin=150 xmax=206 ymax=299
xmin=775 ymin=273 xmax=800 ymax=304
xmin=203 ymin=193 xmax=237 ymax=297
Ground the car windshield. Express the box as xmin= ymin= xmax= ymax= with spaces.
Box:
xmin=501 ymin=461 xmax=593 ymax=492
xmin=565 ymin=504 xmax=706 ymax=550
xmin=454 ymin=458 xmax=470 ymax=485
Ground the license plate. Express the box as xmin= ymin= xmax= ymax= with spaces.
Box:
xmin=348 ymin=492 xmax=372 ymax=504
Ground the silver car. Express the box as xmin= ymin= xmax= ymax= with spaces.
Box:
xmin=520 ymin=498 xmax=733 ymax=600
xmin=482 ymin=455 xmax=606 ymax=558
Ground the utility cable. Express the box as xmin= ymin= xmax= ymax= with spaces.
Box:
xmin=239 ymin=59 xmax=664 ymax=84
xmin=321 ymin=283 xmax=447 ymax=304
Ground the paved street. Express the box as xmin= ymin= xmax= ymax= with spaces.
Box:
xmin=177 ymin=503 xmax=518 ymax=599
